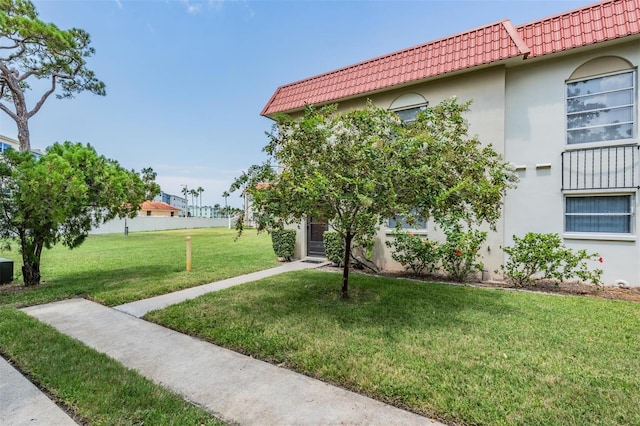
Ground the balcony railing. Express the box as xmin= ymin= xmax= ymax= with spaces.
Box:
xmin=561 ymin=144 xmax=639 ymax=191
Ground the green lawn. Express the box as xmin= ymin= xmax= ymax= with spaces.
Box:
xmin=0 ymin=227 xmax=276 ymax=426
xmin=146 ymin=269 xmax=640 ymax=426
xmin=0 ymin=228 xmax=278 ymax=307
xmin=0 ymin=307 xmax=225 ymax=425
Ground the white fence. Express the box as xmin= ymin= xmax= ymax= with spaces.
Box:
xmin=90 ymin=216 xmax=237 ymax=235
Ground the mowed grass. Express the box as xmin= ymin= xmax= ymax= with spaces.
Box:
xmin=0 ymin=228 xmax=277 ymax=307
xmin=0 ymin=307 xmax=225 ymax=425
xmin=147 ymin=269 xmax=640 ymax=426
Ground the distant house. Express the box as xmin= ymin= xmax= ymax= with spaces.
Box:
xmin=139 ymin=201 xmax=181 ymax=217
xmin=261 ymin=0 xmax=640 ymax=286
xmin=153 ymin=191 xmax=187 ymax=216
xmin=0 ymin=134 xmax=45 ymax=158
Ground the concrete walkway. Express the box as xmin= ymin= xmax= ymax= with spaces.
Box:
xmin=115 ymin=259 xmax=327 ymax=317
xmin=0 ymin=357 xmax=77 ymax=425
xmin=12 ymin=260 xmax=446 ymax=425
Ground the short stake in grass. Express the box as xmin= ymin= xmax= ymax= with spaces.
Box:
xmin=186 ymin=236 xmax=192 ymax=271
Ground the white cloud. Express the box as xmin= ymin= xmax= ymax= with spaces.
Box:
xmin=182 ymin=0 xmax=203 ymax=14
xmin=114 ymin=0 xmax=123 ymax=9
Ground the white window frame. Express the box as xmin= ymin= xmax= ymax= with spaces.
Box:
xmin=387 ymin=214 xmax=428 ymax=232
xmin=565 ymin=69 xmax=637 ymax=149
xmin=563 ymin=191 xmax=636 ymax=241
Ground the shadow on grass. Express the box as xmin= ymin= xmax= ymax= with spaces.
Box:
xmin=0 ymin=263 xmax=181 ymax=307
xmin=211 ymin=269 xmax=521 ymax=335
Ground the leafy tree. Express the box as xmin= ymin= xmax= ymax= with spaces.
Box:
xmin=233 ymin=99 xmax=517 ymax=298
xmin=0 ymin=0 xmax=105 ymax=151
xmin=0 ymin=142 xmax=159 ymax=285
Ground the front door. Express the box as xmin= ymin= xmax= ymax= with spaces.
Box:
xmin=307 ymin=217 xmax=328 ymax=257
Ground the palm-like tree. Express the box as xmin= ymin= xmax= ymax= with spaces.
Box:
xmin=197 ymin=186 xmax=204 ymax=211
xmin=181 ymin=185 xmax=189 ymax=217
xmin=189 ymin=189 xmax=197 ymax=216
xmin=222 ymin=191 xmax=230 ymax=228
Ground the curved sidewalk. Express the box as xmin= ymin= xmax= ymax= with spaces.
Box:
xmin=19 ymin=260 xmax=446 ymax=426
xmin=0 ymin=357 xmax=77 ymax=425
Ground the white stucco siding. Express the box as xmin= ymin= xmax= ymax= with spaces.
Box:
xmin=336 ymin=67 xmax=509 ymax=277
xmin=504 ymin=42 xmax=640 ymax=286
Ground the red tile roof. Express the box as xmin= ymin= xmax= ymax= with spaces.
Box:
xmin=261 ymin=0 xmax=640 ymax=116
xmin=518 ymin=0 xmax=640 ymax=58
xmin=141 ymin=201 xmax=181 ymax=211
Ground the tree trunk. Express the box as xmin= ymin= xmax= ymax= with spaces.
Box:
xmin=12 ymin=88 xmax=31 ymax=152
xmin=341 ymin=231 xmax=353 ymax=299
xmin=16 ymin=116 xmax=31 ymax=152
xmin=22 ymin=262 xmax=41 ymax=286
xmin=20 ymin=237 xmax=42 ymax=286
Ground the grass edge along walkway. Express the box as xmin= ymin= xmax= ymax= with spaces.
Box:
xmin=0 ymin=306 xmax=226 ymax=425
xmin=146 ymin=269 xmax=640 ymax=426
xmin=23 ymin=298 xmax=442 ymax=426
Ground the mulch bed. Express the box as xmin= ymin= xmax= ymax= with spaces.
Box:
xmin=320 ymin=265 xmax=640 ymax=303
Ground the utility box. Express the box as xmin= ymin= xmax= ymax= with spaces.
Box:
xmin=0 ymin=258 xmax=14 ymax=284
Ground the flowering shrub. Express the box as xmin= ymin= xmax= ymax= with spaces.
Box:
xmin=385 ymin=231 xmax=439 ymax=275
xmin=500 ymin=233 xmax=603 ymax=287
xmin=439 ymin=220 xmax=487 ymax=282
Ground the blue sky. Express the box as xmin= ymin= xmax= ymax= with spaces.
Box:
xmin=1 ymin=0 xmax=587 ymax=208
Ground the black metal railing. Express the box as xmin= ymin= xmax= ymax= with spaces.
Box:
xmin=561 ymin=144 xmax=639 ymax=191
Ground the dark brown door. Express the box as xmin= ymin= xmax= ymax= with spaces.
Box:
xmin=307 ymin=217 xmax=328 ymax=256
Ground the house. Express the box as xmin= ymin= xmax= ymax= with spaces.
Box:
xmin=139 ymin=201 xmax=181 ymax=217
xmin=153 ymin=191 xmax=187 ymax=216
xmin=261 ymin=0 xmax=640 ymax=286
xmin=0 ymin=134 xmax=46 ymax=158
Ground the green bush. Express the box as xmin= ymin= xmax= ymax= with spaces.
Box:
xmin=385 ymin=231 xmax=439 ymax=275
xmin=271 ymin=229 xmax=296 ymax=261
xmin=500 ymin=232 xmax=603 ymax=287
xmin=323 ymin=231 xmax=344 ymax=266
xmin=439 ymin=220 xmax=486 ymax=282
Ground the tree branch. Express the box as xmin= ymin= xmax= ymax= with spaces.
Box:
xmin=5 ymin=44 xmax=26 ymax=62
xmin=18 ymin=68 xmax=37 ymax=82
xmin=0 ymin=40 xmax=20 ymax=50
xmin=0 ymin=61 xmax=22 ymax=94
xmin=0 ymin=101 xmax=18 ymax=121
xmin=27 ymin=76 xmax=56 ymax=119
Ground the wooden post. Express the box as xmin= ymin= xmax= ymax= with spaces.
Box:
xmin=186 ymin=236 xmax=192 ymax=272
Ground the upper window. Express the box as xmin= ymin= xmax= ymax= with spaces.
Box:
xmin=390 ymin=93 xmax=428 ymax=124
xmin=566 ymin=70 xmax=635 ymax=145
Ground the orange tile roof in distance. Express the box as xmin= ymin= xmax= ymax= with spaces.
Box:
xmin=141 ymin=201 xmax=181 ymax=211
xmin=262 ymin=0 xmax=640 ymax=117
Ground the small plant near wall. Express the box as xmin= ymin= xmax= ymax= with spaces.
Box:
xmin=385 ymin=231 xmax=439 ymax=275
xmin=271 ymin=229 xmax=296 ymax=261
xmin=386 ymin=218 xmax=486 ymax=282
xmin=323 ymin=231 xmax=344 ymax=266
xmin=499 ymin=232 xmax=603 ymax=287
xmin=439 ymin=219 xmax=487 ymax=282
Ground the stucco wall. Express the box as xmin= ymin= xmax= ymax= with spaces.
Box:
xmin=289 ymin=40 xmax=640 ymax=286
xmin=90 ymin=217 xmax=235 ymax=235
xmin=504 ymin=41 xmax=640 ymax=286
xmin=292 ymin=66 xmax=508 ymax=278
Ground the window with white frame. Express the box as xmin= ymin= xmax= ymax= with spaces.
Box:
xmin=388 ymin=214 xmax=427 ymax=230
xmin=566 ymin=70 xmax=635 ymax=145
xmin=565 ymin=194 xmax=633 ymax=233
xmin=390 ymin=93 xmax=428 ymax=124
